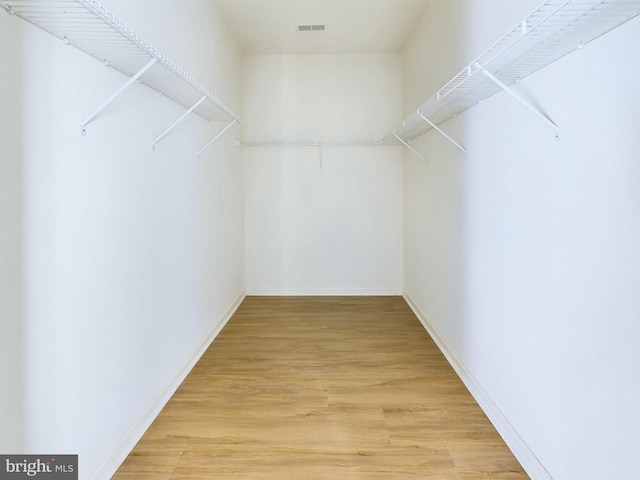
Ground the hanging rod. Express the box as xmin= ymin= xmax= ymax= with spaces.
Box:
xmin=1 ymin=0 xmax=243 ymax=146
xmin=389 ymin=0 xmax=640 ymax=154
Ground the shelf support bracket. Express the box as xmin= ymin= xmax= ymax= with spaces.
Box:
xmin=393 ymin=133 xmax=428 ymax=164
xmin=81 ymin=57 xmax=157 ymax=135
xmin=198 ymin=119 xmax=238 ymax=157
xmin=417 ymin=111 xmax=468 ymax=155
xmin=152 ymin=94 xmax=208 ymax=149
xmin=475 ymin=62 xmax=560 ymax=136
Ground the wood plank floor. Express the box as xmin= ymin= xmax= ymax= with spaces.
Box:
xmin=112 ymin=296 xmax=529 ymax=479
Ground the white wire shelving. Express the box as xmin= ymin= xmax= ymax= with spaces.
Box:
xmin=388 ymin=0 xmax=640 ymax=162
xmin=4 ymin=0 xmax=638 ymax=157
xmin=1 ymin=0 xmax=243 ymax=154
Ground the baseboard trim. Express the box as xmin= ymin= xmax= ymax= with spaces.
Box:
xmin=89 ymin=291 xmax=246 ymax=480
xmin=246 ymin=288 xmax=403 ymax=296
xmin=402 ymin=293 xmax=553 ymax=480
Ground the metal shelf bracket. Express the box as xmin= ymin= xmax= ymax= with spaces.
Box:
xmin=417 ymin=111 xmax=467 ymax=155
xmin=198 ymin=119 xmax=238 ymax=157
xmin=393 ymin=133 xmax=428 ymax=164
xmin=475 ymin=62 xmax=560 ymax=137
xmin=81 ymin=57 xmax=157 ymax=135
xmin=152 ymin=95 xmax=208 ymax=150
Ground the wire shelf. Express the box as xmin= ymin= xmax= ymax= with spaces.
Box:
xmin=1 ymin=0 xmax=242 ymax=124
xmin=388 ymin=0 xmax=640 ymax=144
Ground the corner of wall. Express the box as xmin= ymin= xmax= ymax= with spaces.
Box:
xmin=402 ymin=293 xmax=553 ymax=480
xmin=88 ymin=292 xmax=246 ymax=480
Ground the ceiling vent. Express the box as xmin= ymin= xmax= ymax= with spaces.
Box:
xmin=297 ymin=24 xmax=326 ymax=32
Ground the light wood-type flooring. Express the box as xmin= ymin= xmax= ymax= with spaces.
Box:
xmin=112 ymin=296 xmax=529 ymax=479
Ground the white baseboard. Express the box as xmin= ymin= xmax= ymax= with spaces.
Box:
xmin=89 ymin=292 xmax=246 ymax=480
xmin=246 ymin=287 xmax=403 ymax=296
xmin=402 ymin=294 xmax=553 ymax=480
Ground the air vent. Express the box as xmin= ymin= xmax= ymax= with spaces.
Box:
xmin=297 ymin=24 xmax=326 ymax=32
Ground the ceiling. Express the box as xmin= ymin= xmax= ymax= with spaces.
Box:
xmin=211 ymin=0 xmax=432 ymax=55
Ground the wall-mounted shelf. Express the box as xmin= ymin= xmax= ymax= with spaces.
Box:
xmin=388 ymin=0 xmax=640 ymax=161
xmin=1 ymin=0 xmax=243 ymax=154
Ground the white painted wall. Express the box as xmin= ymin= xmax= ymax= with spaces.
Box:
xmin=0 ymin=8 xmax=26 ymax=454
xmin=404 ymin=1 xmax=640 ymax=479
xmin=244 ymin=54 xmax=404 ymax=295
xmin=0 ymin=1 xmax=244 ymax=478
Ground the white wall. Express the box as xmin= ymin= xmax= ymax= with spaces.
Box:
xmin=404 ymin=1 xmax=640 ymax=479
xmin=244 ymin=54 xmax=404 ymax=295
xmin=0 ymin=1 xmax=244 ymax=478
xmin=0 ymin=8 xmax=26 ymax=453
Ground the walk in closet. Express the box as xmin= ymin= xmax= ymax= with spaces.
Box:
xmin=1 ymin=1 xmax=639 ymax=479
